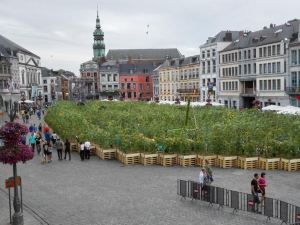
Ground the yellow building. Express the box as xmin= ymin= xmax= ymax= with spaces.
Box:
xmin=159 ymin=55 xmax=200 ymax=101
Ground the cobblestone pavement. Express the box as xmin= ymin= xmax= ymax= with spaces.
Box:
xmin=0 ymin=113 xmax=300 ymax=225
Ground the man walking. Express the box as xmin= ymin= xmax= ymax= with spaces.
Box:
xmin=64 ymin=139 xmax=71 ymax=160
xmin=29 ymin=132 xmax=36 ymax=153
xmin=55 ymin=138 xmax=63 ymax=160
xmin=80 ymin=142 xmax=85 ymax=161
xmin=251 ymin=173 xmax=261 ymax=213
xmin=84 ymin=140 xmax=91 ymax=160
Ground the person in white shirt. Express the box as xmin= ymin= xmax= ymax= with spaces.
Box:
xmin=80 ymin=142 xmax=85 ymax=161
xmin=84 ymin=141 xmax=91 ymax=160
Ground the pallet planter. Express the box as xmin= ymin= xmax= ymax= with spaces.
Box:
xmin=178 ymin=155 xmax=197 ymax=167
xmin=259 ymin=158 xmax=280 ymax=170
xmin=121 ymin=153 xmax=141 ymax=166
xmin=98 ymin=148 xmax=116 ymax=160
xmin=217 ymin=156 xmax=238 ymax=168
xmin=280 ymin=158 xmax=300 ymax=172
xmin=70 ymin=142 xmax=78 ymax=152
xmin=140 ymin=153 xmax=158 ymax=166
xmin=158 ymin=154 xmax=178 ymax=167
xmin=197 ymin=155 xmax=217 ymax=167
xmin=237 ymin=157 xmax=259 ymax=170
xmin=116 ymin=149 xmax=123 ymax=161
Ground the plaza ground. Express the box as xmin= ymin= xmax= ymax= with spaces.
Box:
xmin=0 ymin=152 xmax=299 ymax=225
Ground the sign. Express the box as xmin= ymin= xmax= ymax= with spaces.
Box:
xmin=194 ymin=189 xmax=199 ymax=193
xmin=248 ymin=200 xmax=254 ymax=207
xmin=5 ymin=176 xmax=21 ymax=189
xmin=297 ymin=213 xmax=300 ymax=220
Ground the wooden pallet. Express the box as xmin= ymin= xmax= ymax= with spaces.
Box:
xmin=158 ymin=154 xmax=177 ymax=167
xmin=280 ymin=158 xmax=300 ymax=171
xmin=121 ymin=153 xmax=140 ymax=165
xmin=259 ymin=158 xmax=280 ymax=170
xmin=197 ymin=155 xmax=217 ymax=167
xmin=217 ymin=156 xmax=238 ymax=168
xmin=116 ymin=149 xmax=123 ymax=161
xmin=140 ymin=153 xmax=158 ymax=166
xmin=99 ymin=149 xmax=116 ymax=160
xmin=70 ymin=143 xmax=78 ymax=152
xmin=90 ymin=145 xmax=96 ymax=156
xmin=178 ymin=155 xmax=197 ymax=167
xmin=238 ymin=157 xmax=259 ymax=169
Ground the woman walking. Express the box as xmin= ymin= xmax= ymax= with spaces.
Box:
xmin=64 ymin=139 xmax=71 ymax=160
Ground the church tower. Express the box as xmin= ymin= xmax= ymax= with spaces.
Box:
xmin=93 ymin=8 xmax=105 ymax=61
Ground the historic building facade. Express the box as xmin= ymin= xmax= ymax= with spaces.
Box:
xmin=99 ymin=60 xmax=120 ymax=99
xmin=199 ymin=31 xmax=240 ymax=102
xmin=218 ymin=20 xmax=299 ymax=108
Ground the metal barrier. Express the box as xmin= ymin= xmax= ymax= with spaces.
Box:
xmin=177 ymin=180 xmax=300 ymax=224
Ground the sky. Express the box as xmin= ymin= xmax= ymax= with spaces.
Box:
xmin=0 ymin=0 xmax=299 ymax=75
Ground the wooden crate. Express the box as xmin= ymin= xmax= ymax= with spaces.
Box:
xmin=178 ymin=155 xmax=197 ymax=167
xmin=70 ymin=143 xmax=78 ymax=152
xmin=158 ymin=154 xmax=177 ymax=167
xmin=217 ymin=156 xmax=238 ymax=168
xmin=90 ymin=145 xmax=97 ymax=156
xmin=140 ymin=153 xmax=158 ymax=166
xmin=197 ymin=155 xmax=217 ymax=167
xmin=238 ymin=157 xmax=259 ymax=169
xmin=121 ymin=153 xmax=140 ymax=166
xmin=116 ymin=149 xmax=123 ymax=161
xmin=99 ymin=149 xmax=116 ymax=160
xmin=280 ymin=158 xmax=300 ymax=172
xmin=259 ymin=158 xmax=280 ymax=170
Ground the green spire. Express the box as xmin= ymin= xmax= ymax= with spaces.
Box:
xmin=93 ymin=6 xmax=105 ymax=60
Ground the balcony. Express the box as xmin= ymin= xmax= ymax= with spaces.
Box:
xmin=240 ymin=88 xmax=256 ymax=96
xmin=285 ymin=87 xmax=300 ymax=95
xmin=177 ymin=88 xmax=200 ymax=95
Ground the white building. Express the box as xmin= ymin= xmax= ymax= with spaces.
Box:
xmin=99 ymin=60 xmax=119 ymax=99
xmin=218 ymin=21 xmax=299 ymax=108
xmin=199 ymin=31 xmax=241 ymax=103
xmin=41 ymin=68 xmax=58 ymax=104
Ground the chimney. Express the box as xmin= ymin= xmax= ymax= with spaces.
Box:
xmin=270 ymin=23 xmax=274 ymax=28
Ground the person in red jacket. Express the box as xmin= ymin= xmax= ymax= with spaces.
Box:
xmin=258 ymin=172 xmax=267 ymax=202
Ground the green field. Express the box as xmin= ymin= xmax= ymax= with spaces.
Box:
xmin=45 ymin=101 xmax=300 ymax=158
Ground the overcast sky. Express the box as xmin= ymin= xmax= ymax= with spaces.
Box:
xmin=1 ymin=0 xmax=299 ymax=75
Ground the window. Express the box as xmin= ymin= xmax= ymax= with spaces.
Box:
xmin=94 ymin=72 xmax=97 ymax=77
xmin=244 ymin=51 xmax=247 ymax=59
xmin=253 ymin=49 xmax=256 ymax=58
xmin=277 ymin=62 xmax=281 ymax=73
xmin=121 ymin=83 xmax=125 ymax=89
xmin=140 ymin=84 xmax=143 ymax=91
xmin=108 ymin=85 xmax=112 ymax=90
xmin=298 ymin=50 xmax=300 ymax=64
xmin=202 ymin=51 xmax=205 ymax=59
xmin=238 ymin=51 xmax=241 ymax=60
xmin=43 ymin=80 xmax=47 ymax=84
xmin=248 ymin=64 xmax=251 ymax=74
xmin=207 ymin=50 xmax=210 ymax=58
xmin=202 ymin=62 xmax=205 ymax=74
xmin=254 ymin=63 xmax=256 ymax=74
xmin=212 ymin=49 xmax=216 ymax=57
xmin=263 ymin=64 xmax=267 ymax=74
xmin=235 ymin=67 xmax=238 ymax=76
xmin=272 ymin=79 xmax=276 ymax=90
xmin=133 ymin=83 xmax=136 ymax=89
xmin=207 ymin=61 xmax=211 ymax=73
xmin=268 ymin=46 xmax=271 ymax=56
xmin=263 ymin=80 xmax=267 ymax=90
xmin=238 ymin=65 xmax=241 ymax=75
xmin=212 ymin=60 xmax=216 ymax=73
xmin=277 ymin=44 xmax=280 ymax=55
xmin=107 ymin=74 xmax=111 ymax=82
xmin=259 ymin=80 xmax=263 ymax=90
xmin=87 ymin=73 xmax=90 ymax=77
xmin=277 ymin=79 xmax=281 ymax=90
xmin=113 ymin=74 xmax=117 ymax=82
xmin=133 ymin=92 xmax=136 ymax=98
xmin=127 ymin=83 xmax=131 ymax=89
xmin=128 ymin=92 xmax=132 ymax=98
xmin=235 ymin=52 xmax=238 ymax=61
xmin=263 ymin=47 xmax=267 ymax=57
xmin=202 ymin=79 xmax=206 ymax=86
xmin=292 ymin=50 xmax=297 ymax=65
xmin=259 ymin=48 xmax=262 ymax=57
xmin=22 ymin=70 xmax=25 ymax=84
xmin=43 ymin=86 xmax=48 ymax=92
xmin=259 ymin=64 xmax=262 ymax=74
xmin=248 ymin=50 xmax=251 ymax=59
xmin=268 ymin=80 xmax=271 ymax=90
xmin=244 ymin=65 xmax=247 ymax=75
xmin=268 ymin=63 xmax=271 ymax=73
xmin=272 ymin=45 xmax=276 ymax=56
xmin=272 ymin=63 xmax=276 ymax=73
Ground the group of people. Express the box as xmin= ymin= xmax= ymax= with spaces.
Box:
xmin=79 ymin=141 xmax=91 ymax=161
xmin=251 ymin=172 xmax=267 ymax=212
xmin=198 ymin=159 xmax=214 ymax=187
xmin=20 ymin=106 xmax=44 ymax=123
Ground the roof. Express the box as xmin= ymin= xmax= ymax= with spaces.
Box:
xmin=200 ymin=31 xmax=241 ymax=47
xmin=0 ymin=34 xmax=40 ymax=58
xmin=106 ymin=48 xmax=182 ymax=61
xmin=119 ymin=63 xmax=156 ymax=75
xmin=222 ymin=19 xmax=300 ymax=52
xmin=0 ymin=45 xmax=12 ymax=57
xmin=41 ymin=67 xmax=59 ymax=78
xmin=159 ymin=55 xmax=200 ymax=70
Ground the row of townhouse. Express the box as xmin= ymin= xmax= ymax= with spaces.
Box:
xmin=156 ymin=19 xmax=300 ymax=108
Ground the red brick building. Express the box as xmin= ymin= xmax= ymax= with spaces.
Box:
xmin=119 ymin=64 xmax=154 ymax=101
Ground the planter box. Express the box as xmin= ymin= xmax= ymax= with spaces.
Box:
xmin=238 ymin=157 xmax=259 ymax=170
xmin=121 ymin=153 xmax=140 ymax=166
xmin=197 ymin=155 xmax=217 ymax=167
xmin=259 ymin=158 xmax=280 ymax=170
xmin=116 ymin=149 xmax=122 ymax=161
xmin=178 ymin=155 xmax=197 ymax=167
xmin=90 ymin=145 xmax=97 ymax=156
xmin=140 ymin=153 xmax=158 ymax=166
xmin=217 ymin=156 xmax=238 ymax=168
xmin=280 ymin=158 xmax=300 ymax=171
xmin=158 ymin=154 xmax=177 ymax=167
xmin=97 ymin=148 xmax=116 ymax=160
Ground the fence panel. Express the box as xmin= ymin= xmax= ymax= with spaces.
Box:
xmin=230 ymin=190 xmax=239 ymax=211
xmin=190 ymin=181 xmax=201 ymax=200
xmin=178 ymin=179 xmax=188 ymax=198
xmin=296 ymin=206 xmax=300 ymax=223
xmin=216 ymin=187 xmax=225 ymax=206
xmin=280 ymin=201 xmax=289 ymax=223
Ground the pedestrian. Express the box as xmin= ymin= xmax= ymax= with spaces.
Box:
xmin=25 ymin=112 xmax=29 ymax=123
xmin=35 ymin=133 xmax=42 ymax=155
xmin=199 ymin=168 xmax=206 ymax=189
xmin=64 ymin=139 xmax=71 ymax=160
xmin=29 ymin=132 xmax=36 ymax=153
xmin=44 ymin=127 xmax=51 ymax=143
xmin=52 ymin=131 xmax=58 ymax=145
xmin=47 ymin=142 xmax=53 ymax=162
xmin=55 ymin=138 xmax=63 ymax=160
xmin=251 ymin=173 xmax=261 ymax=213
xmin=21 ymin=132 xmax=27 ymax=145
xmin=80 ymin=142 xmax=85 ymax=161
xmin=21 ymin=110 xmax=26 ymax=123
xmin=38 ymin=123 xmax=42 ymax=132
xmin=37 ymin=110 xmax=41 ymax=120
xmin=42 ymin=141 xmax=49 ymax=164
xmin=29 ymin=107 xmax=33 ymax=118
xmin=258 ymin=172 xmax=267 ymax=203
xmin=204 ymin=159 xmax=214 ymax=184
xmin=84 ymin=140 xmax=91 ymax=160
xmin=29 ymin=124 xmax=34 ymax=133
